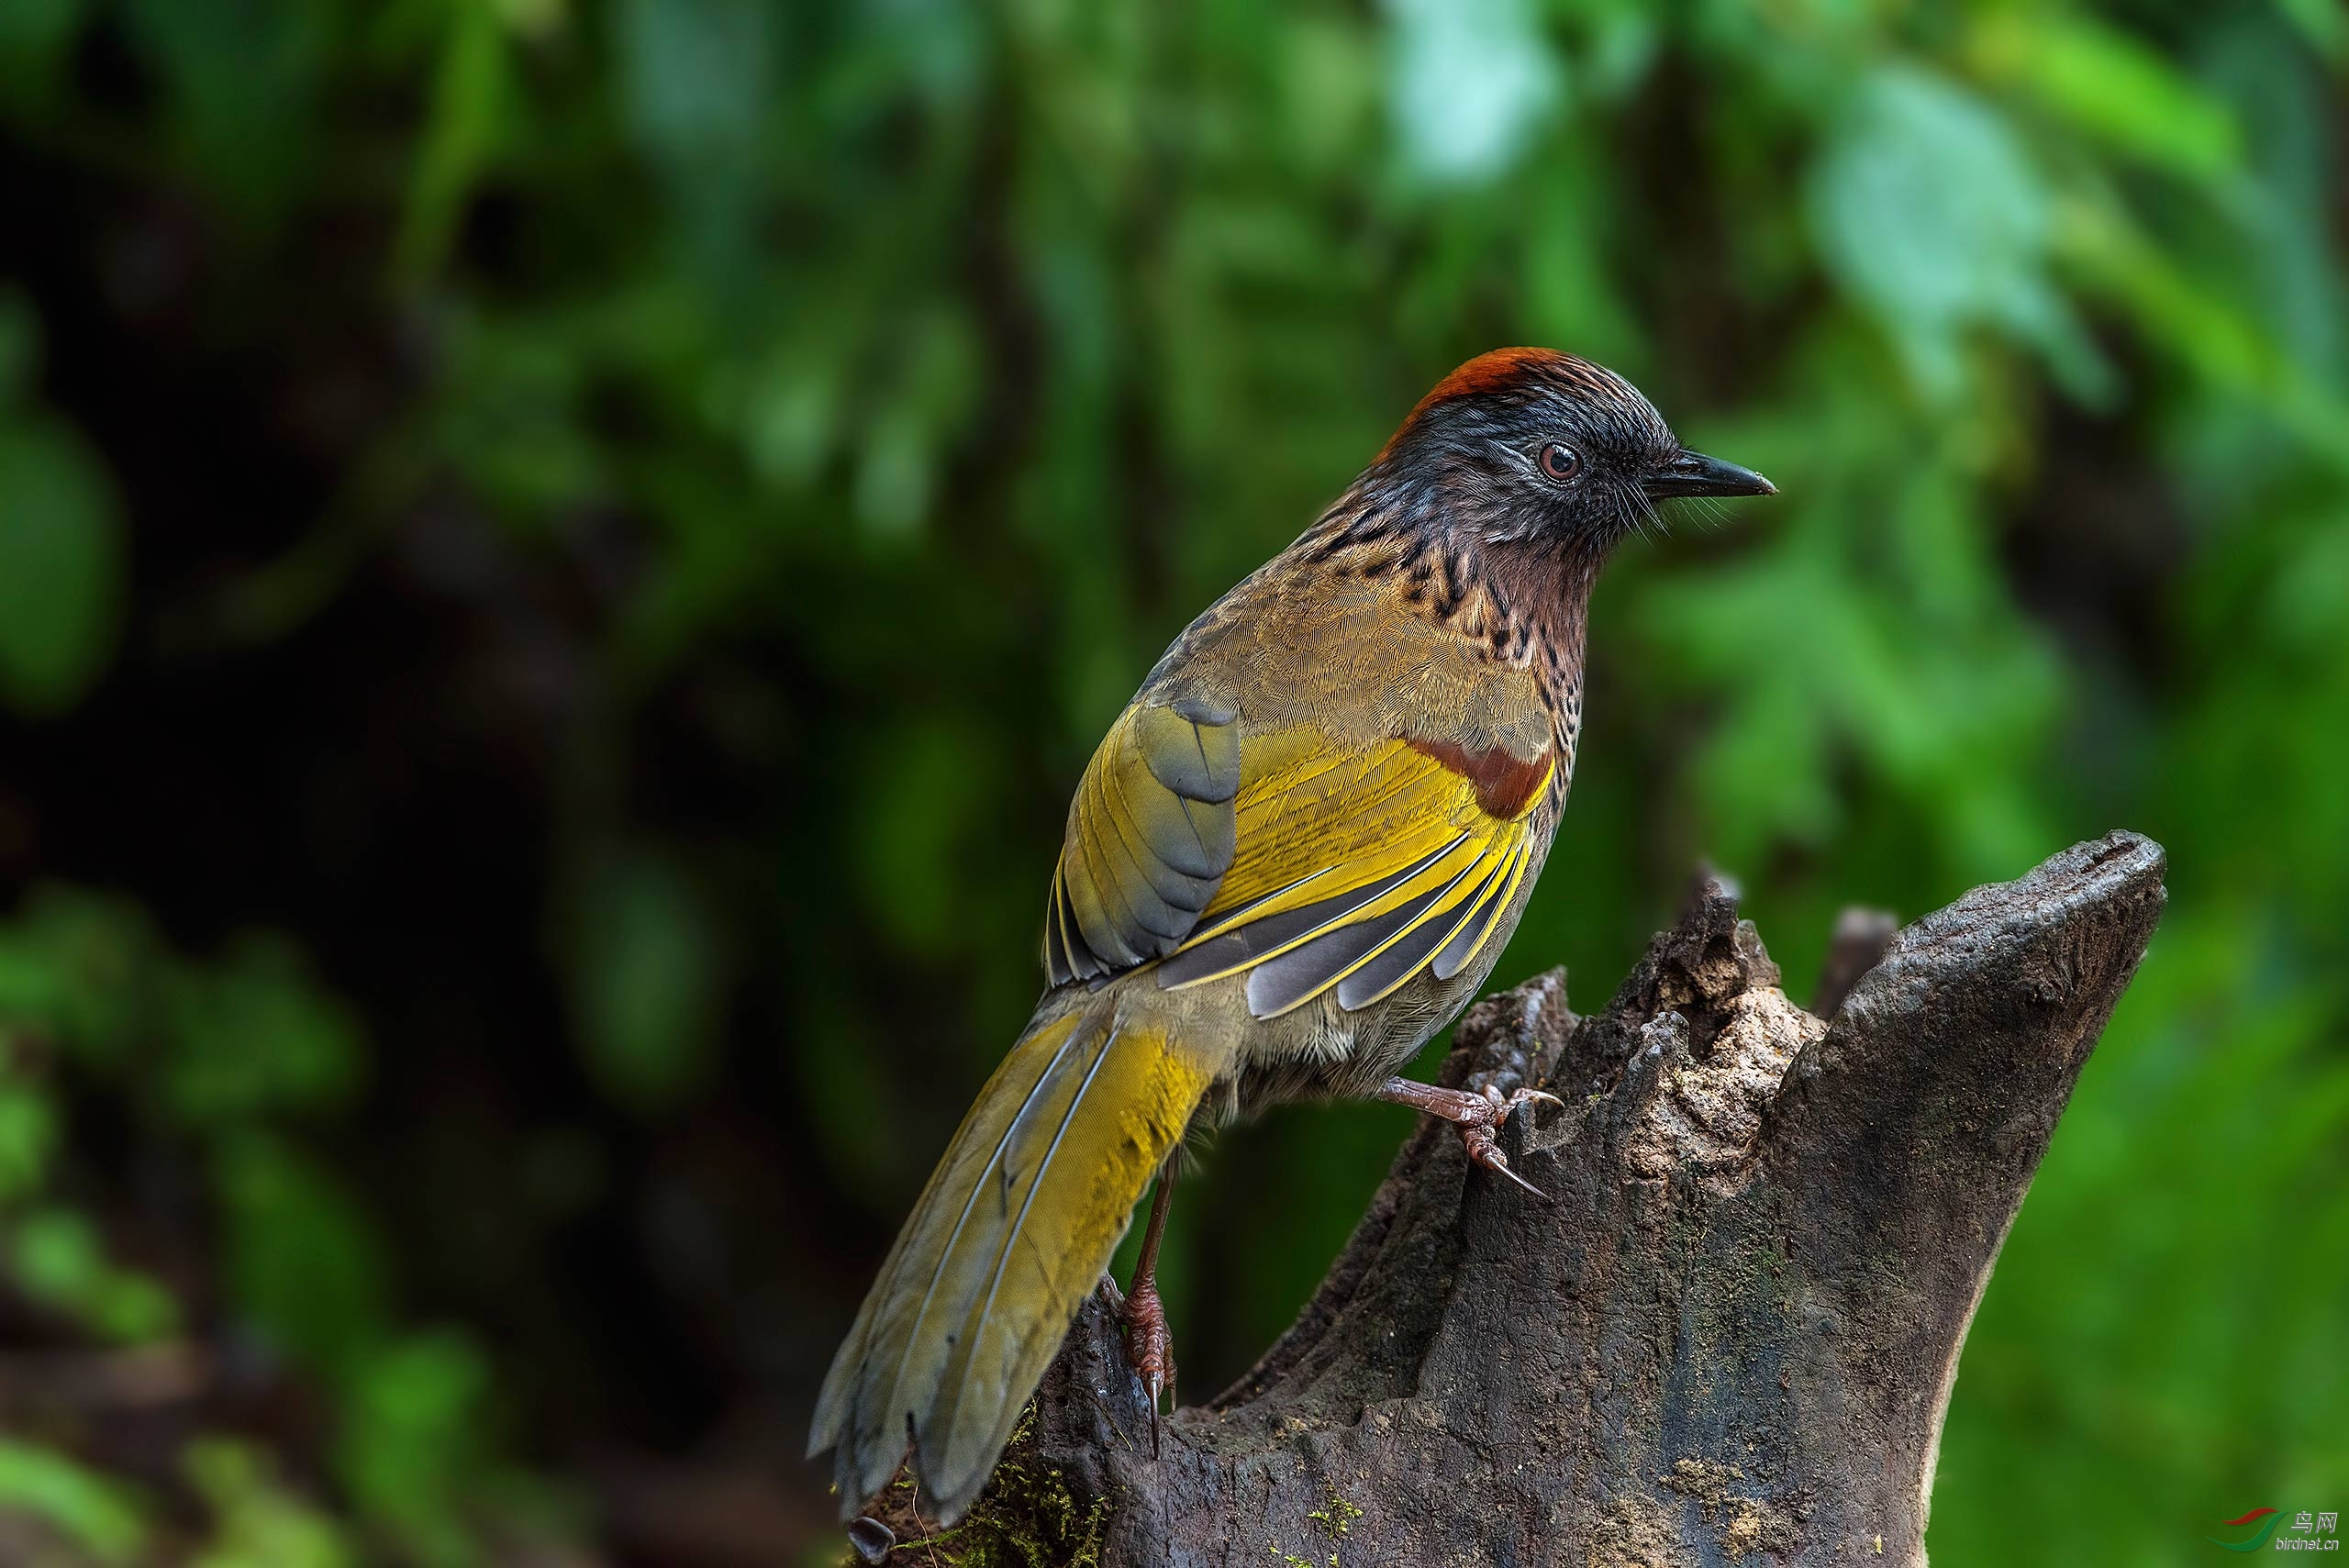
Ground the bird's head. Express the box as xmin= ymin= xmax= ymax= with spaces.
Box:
xmin=1365 ymin=348 xmax=1774 ymax=552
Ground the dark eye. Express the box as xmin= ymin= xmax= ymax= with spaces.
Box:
xmin=1537 ymin=443 xmax=1580 ymax=482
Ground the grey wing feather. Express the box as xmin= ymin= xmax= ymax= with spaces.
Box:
xmin=1334 ymin=855 xmax=1507 ymax=1008
xmin=1044 ymin=698 xmax=1241 ymax=986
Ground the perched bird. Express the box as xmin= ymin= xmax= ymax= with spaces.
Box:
xmin=808 ymin=349 xmax=1774 ymax=1523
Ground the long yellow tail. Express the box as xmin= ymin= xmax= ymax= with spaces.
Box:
xmin=808 ymin=1001 xmax=1212 ymax=1522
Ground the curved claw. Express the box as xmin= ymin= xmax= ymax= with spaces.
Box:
xmin=1462 ymin=1123 xmax=1553 ymax=1202
xmin=1480 ymin=1148 xmax=1552 ymax=1201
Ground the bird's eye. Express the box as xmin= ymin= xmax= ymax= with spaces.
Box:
xmin=1537 ymin=443 xmax=1580 ymax=482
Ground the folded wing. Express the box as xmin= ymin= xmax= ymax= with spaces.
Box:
xmin=1150 ymin=729 xmax=1549 ymax=1018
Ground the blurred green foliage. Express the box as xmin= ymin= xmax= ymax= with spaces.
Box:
xmin=0 ymin=892 xmax=551 ymax=1564
xmin=0 ymin=0 xmax=2343 ymax=1564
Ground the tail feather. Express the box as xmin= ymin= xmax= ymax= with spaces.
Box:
xmin=807 ymin=1011 xmax=1087 ymax=1462
xmin=809 ymin=1002 xmax=1211 ymax=1522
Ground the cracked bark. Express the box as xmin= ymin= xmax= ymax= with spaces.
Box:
xmin=857 ymin=831 xmax=2165 ymax=1567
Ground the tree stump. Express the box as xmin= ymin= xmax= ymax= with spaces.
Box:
xmin=856 ymin=831 xmax=2165 ymax=1567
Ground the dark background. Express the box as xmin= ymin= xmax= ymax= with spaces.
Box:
xmin=0 ymin=2 xmax=2343 ymax=1564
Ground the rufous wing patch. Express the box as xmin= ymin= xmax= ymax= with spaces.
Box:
xmin=1405 ymin=737 xmax=1552 ymax=820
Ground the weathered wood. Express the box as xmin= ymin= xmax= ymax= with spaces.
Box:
xmin=859 ymin=831 xmax=2165 ymax=1567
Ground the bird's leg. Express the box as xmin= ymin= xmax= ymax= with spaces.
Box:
xmin=1122 ymin=1151 xmax=1179 ymax=1458
xmin=1376 ymin=1076 xmax=1562 ymax=1199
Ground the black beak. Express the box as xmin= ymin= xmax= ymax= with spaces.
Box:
xmin=1644 ymin=448 xmax=1776 ymax=501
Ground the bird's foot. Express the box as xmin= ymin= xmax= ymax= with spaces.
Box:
xmin=1120 ymin=1276 xmax=1177 ymax=1458
xmin=1376 ymin=1077 xmax=1562 ymax=1200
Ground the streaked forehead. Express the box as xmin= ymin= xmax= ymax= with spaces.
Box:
xmin=1394 ymin=348 xmax=1671 ymax=450
xmin=1421 ymin=348 xmax=1613 ymax=404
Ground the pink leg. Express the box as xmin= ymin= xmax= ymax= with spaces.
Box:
xmin=1122 ymin=1155 xmax=1178 ymax=1457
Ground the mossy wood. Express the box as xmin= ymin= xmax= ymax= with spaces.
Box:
xmin=857 ymin=832 xmax=2165 ymax=1567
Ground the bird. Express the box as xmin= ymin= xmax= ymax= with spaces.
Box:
xmin=807 ymin=348 xmax=1775 ymax=1525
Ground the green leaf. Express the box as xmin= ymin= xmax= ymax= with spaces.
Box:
xmin=336 ymin=1332 xmax=492 ymax=1566
xmin=2277 ymin=0 xmax=2349 ymax=62
xmin=186 ymin=1440 xmax=355 ymax=1568
xmin=0 ymin=889 xmax=154 ymax=1062
xmin=215 ymin=1133 xmax=387 ymax=1375
xmin=8 ymin=1207 xmax=178 ymax=1343
xmin=0 ymin=1441 xmax=148 ymax=1564
xmin=0 ymin=0 xmax=84 ymax=107
xmin=165 ymin=935 xmax=366 ymax=1123
xmin=0 ymin=417 xmax=125 ymax=716
xmin=1385 ymin=0 xmax=1563 ymax=184
xmin=567 ymin=845 xmax=723 ymax=1115
xmin=0 ymin=1082 xmax=56 ymax=1201
xmin=618 ymin=0 xmax=769 ymax=158
xmin=1806 ymin=67 xmax=2085 ymax=401
xmin=1978 ymin=13 xmax=2241 ymax=182
xmin=849 ymin=714 xmax=1008 ymax=958
xmin=10 ymin=1207 xmax=105 ymax=1307
xmin=394 ymin=1 xmax=508 ymax=282
xmin=116 ymin=0 xmax=334 ymax=220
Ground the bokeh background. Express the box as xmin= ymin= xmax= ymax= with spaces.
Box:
xmin=0 ymin=0 xmax=2344 ymax=1563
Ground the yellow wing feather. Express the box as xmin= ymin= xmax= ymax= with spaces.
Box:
xmin=1150 ymin=728 xmax=1551 ymax=1017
